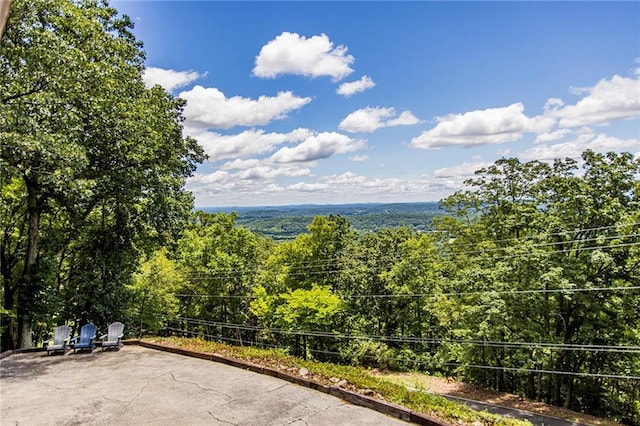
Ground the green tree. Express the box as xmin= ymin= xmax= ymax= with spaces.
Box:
xmin=251 ymin=215 xmax=354 ymax=357
xmin=436 ymin=151 xmax=640 ymax=420
xmin=176 ymin=212 xmax=270 ymax=340
xmin=0 ymin=0 xmax=204 ymax=349
xmin=128 ymin=248 xmax=182 ymax=336
xmin=251 ymin=283 xmax=342 ymax=359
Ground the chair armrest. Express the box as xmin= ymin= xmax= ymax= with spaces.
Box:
xmin=99 ymin=333 xmax=107 ymax=340
xmin=70 ymin=336 xmax=79 ymax=344
xmin=116 ymin=334 xmax=123 ymax=339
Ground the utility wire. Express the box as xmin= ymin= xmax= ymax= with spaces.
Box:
xmin=162 ymin=315 xmax=640 ymax=354
xmin=170 ymin=285 xmax=640 ymax=300
xmin=178 ymin=226 xmax=640 ymax=275
xmin=163 ymin=325 xmax=640 ymax=380
xmin=177 ymin=241 xmax=640 ymax=281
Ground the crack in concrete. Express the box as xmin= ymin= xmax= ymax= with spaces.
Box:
xmin=169 ymin=371 xmax=232 ymax=400
xmin=267 ymin=382 xmax=290 ymax=393
xmin=34 ymin=377 xmax=86 ymax=391
xmin=207 ymin=410 xmax=238 ymax=425
xmin=285 ymin=418 xmax=309 ymax=426
xmin=285 ymin=402 xmax=332 ymax=425
xmin=126 ymin=377 xmax=151 ymax=406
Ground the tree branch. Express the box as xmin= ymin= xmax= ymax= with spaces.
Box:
xmin=1 ymin=82 xmax=46 ymax=104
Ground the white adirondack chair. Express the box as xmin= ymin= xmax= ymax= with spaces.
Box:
xmin=45 ymin=325 xmax=71 ymax=355
xmin=100 ymin=322 xmax=124 ymax=351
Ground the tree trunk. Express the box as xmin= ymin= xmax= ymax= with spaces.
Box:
xmin=564 ymin=377 xmax=573 ymax=409
xmin=17 ymin=178 xmax=40 ymax=349
xmin=0 ymin=0 xmax=12 ymax=41
xmin=1 ymin=278 xmax=16 ymax=351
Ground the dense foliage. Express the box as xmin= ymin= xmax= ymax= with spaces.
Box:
xmin=144 ymin=151 xmax=638 ymax=423
xmin=0 ymin=1 xmax=637 ymax=423
xmin=0 ymin=0 xmax=204 ymax=349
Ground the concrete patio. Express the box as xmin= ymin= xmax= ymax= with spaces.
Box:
xmin=0 ymin=345 xmax=411 ymax=425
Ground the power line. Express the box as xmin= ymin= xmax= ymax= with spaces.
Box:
xmin=447 ymin=234 xmax=640 ymax=257
xmin=183 ymin=236 xmax=639 ymax=275
xmin=162 ymin=325 xmax=640 ymax=381
xmin=162 ymin=315 xmax=640 ymax=354
xmin=170 ymin=285 xmax=640 ymax=301
xmin=176 ymin=240 xmax=640 ymax=281
xmin=445 ymin=222 xmax=640 ymax=248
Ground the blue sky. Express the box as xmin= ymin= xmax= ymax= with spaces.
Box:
xmin=113 ymin=1 xmax=640 ymax=208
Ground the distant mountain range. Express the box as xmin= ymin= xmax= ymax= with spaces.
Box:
xmin=200 ymin=202 xmax=444 ymax=240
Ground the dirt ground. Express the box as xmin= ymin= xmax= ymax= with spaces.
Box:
xmin=369 ymin=371 xmax=622 ymax=426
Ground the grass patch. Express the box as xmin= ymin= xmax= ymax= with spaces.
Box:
xmin=144 ymin=336 xmax=530 ymax=426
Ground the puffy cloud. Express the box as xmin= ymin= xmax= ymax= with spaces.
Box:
xmin=430 ymin=161 xmax=493 ymax=192
xmin=142 ymin=67 xmax=204 ymax=91
xmin=188 ymin=162 xmax=312 ymax=191
xmin=410 ymin=103 xmax=554 ymax=149
xmin=545 ymin=70 xmax=640 ymax=127
xmin=336 ymin=76 xmax=376 ymax=97
xmin=187 ymin=170 xmax=231 ymax=185
xmin=219 ymin=159 xmax=312 ymax=179
xmin=253 ymin=32 xmax=354 ymax=81
xmin=534 ymin=129 xmax=572 ymax=143
xmin=339 ymin=107 xmax=420 ymax=133
xmin=432 ymin=161 xmax=492 ymax=179
xmin=219 ymin=159 xmax=262 ymax=171
xmin=192 ymin=128 xmax=313 ymax=162
xmin=270 ymin=132 xmax=366 ymax=163
xmin=188 ymin=167 xmax=454 ymax=207
xmin=520 ymin=132 xmax=640 ymax=162
xmin=286 ymin=182 xmax=330 ymax=192
xmin=180 ymin=85 xmax=311 ymax=130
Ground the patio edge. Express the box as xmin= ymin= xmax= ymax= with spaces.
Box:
xmin=136 ymin=340 xmax=449 ymax=426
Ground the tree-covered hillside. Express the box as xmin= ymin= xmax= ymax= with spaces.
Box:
xmin=136 ymin=151 xmax=637 ymax=424
xmin=203 ymin=202 xmax=445 ymax=240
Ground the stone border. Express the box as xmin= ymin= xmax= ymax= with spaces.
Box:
xmin=137 ymin=340 xmax=449 ymax=426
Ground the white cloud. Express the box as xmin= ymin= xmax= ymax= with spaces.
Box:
xmin=534 ymin=129 xmax=572 ymax=143
xmin=339 ymin=107 xmax=420 ymax=133
xmin=189 ymin=163 xmax=312 ymax=188
xmin=410 ymin=103 xmax=555 ymax=149
xmin=546 ymin=70 xmax=640 ymax=127
xmin=520 ymin=132 xmax=640 ymax=162
xmin=192 ymin=128 xmax=313 ymax=162
xmin=187 ymin=170 xmax=231 ymax=185
xmin=253 ymin=32 xmax=354 ymax=81
xmin=432 ymin=161 xmax=492 ymax=179
xmin=180 ymin=85 xmax=311 ymax=130
xmin=270 ymin=132 xmax=366 ymax=163
xmin=188 ymin=168 xmax=456 ymax=207
xmin=142 ymin=67 xmax=204 ymax=91
xmin=218 ymin=159 xmax=312 ymax=179
xmin=219 ymin=159 xmax=262 ymax=171
xmin=350 ymin=154 xmax=370 ymax=162
xmin=287 ymin=182 xmax=330 ymax=192
xmin=336 ymin=76 xmax=376 ymax=97
xmin=429 ymin=161 xmax=493 ymax=192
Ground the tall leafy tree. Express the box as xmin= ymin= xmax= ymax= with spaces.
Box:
xmin=251 ymin=215 xmax=354 ymax=357
xmin=436 ymin=151 xmax=639 ymax=419
xmin=0 ymin=0 xmax=204 ymax=349
xmin=177 ymin=212 xmax=270 ymax=335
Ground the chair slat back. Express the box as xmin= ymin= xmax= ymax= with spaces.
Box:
xmin=79 ymin=323 xmax=97 ymax=344
xmin=53 ymin=325 xmax=71 ymax=345
xmin=108 ymin=322 xmax=124 ymax=340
